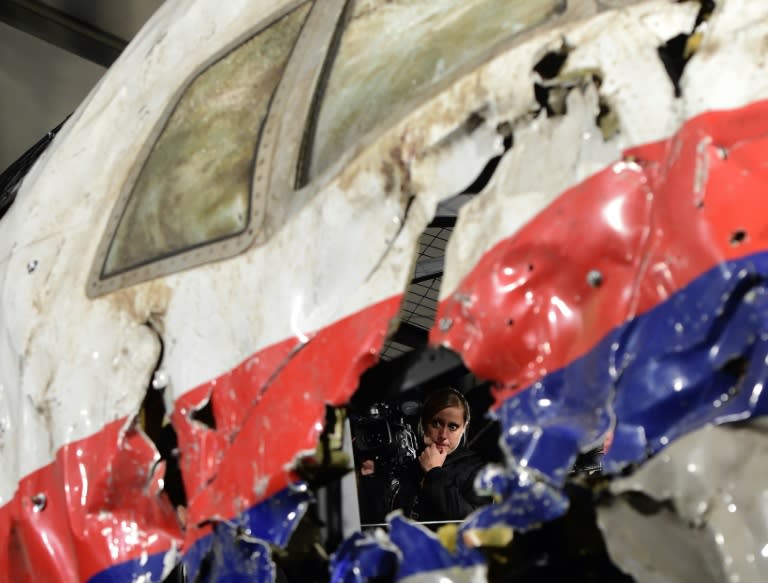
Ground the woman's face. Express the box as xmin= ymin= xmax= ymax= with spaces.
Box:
xmin=424 ymin=405 xmax=466 ymax=454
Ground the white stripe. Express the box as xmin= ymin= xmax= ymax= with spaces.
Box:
xmin=442 ymin=0 xmax=768 ymax=298
xmin=0 ymin=0 xmax=492 ymax=501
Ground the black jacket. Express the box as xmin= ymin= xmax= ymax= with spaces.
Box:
xmin=395 ymin=447 xmax=491 ymax=523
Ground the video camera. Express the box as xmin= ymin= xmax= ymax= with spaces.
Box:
xmin=351 ymin=401 xmax=418 ymax=474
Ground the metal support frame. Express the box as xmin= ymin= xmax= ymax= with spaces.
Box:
xmin=429 ymin=193 xmax=475 ymax=228
xmin=0 ymin=0 xmax=126 ymax=68
xmin=412 ymin=256 xmax=443 ymax=284
xmin=368 ymin=198 xmax=478 ymax=393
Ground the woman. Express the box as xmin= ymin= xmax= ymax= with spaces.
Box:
xmin=360 ymin=387 xmax=491 ymax=524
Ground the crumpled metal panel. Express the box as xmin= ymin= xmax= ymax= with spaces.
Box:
xmin=6 ymin=0 xmax=768 ymax=581
xmin=433 ymin=97 xmax=768 ymax=532
xmin=0 ymin=0 xmax=502 ymax=579
xmin=598 ymin=420 xmax=768 ymax=582
xmin=171 ymin=297 xmax=403 ymax=581
xmin=331 ymin=515 xmax=486 ymax=583
xmin=0 ymin=419 xmax=182 ymax=583
xmin=330 ymin=531 xmax=399 ymax=583
xmin=181 ymin=486 xmax=311 ymax=582
xmin=461 ymin=464 xmax=568 ymax=532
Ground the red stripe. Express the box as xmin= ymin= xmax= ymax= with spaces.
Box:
xmin=0 ymin=295 xmax=400 ymax=580
xmin=432 ymin=99 xmax=768 ymax=405
xmin=0 ymin=419 xmax=181 ymax=582
xmin=14 ymin=98 xmax=768 ymax=581
xmin=175 ymin=295 xmax=401 ymax=548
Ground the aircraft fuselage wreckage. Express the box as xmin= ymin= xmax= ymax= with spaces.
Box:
xmin=2 ymin=0 xmax=768 ymax=581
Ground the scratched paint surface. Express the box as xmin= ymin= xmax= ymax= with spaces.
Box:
xmin=0 ymin=0 xmax=497 ymax=579
xmin=432 ymin=98 xmax=768 ymax=528
xmin=328 ymin=98 xmax=768 ymax=582
xmin=4 ymin=0 xmax=768 ymax=582
xmin=373 ymin=1 xmax=768 ymax=578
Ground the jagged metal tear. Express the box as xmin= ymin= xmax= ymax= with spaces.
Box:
xmin=598 ymin=420 xmax=768 ymax=582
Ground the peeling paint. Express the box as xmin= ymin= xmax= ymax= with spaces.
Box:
xmin=4 ymin=0 xmax=768 ymax=581
xmin=433 ymin=100 xmax=768 ymax=540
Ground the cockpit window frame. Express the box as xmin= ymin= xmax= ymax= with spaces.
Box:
xmin=87 ymin=0 xmax=567 ymax=298
xmin=87 ymin=0 xmax=348 ymax=298
xmin=297 ymin=0 xmax=567 ymax=188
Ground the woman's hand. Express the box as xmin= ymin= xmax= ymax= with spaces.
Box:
xmin=418 ymin=437 xmax=447 ymax=472
xmin=360 ymin=459 xmax=375 ymax=476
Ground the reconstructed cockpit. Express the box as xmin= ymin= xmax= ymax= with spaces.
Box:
xmin=2 ymin=1 xmax=768 ymax=582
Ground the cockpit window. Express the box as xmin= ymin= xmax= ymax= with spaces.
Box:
xmin=302 ymin=0 xmax=565 ymax=183
xmin=90 ymin=3 xmax=310 ymax=295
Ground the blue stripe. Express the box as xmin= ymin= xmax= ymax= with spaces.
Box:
xmin=88 ymin=486 xmax=310 ymax=583
xmin=87 ymin=551 xmax=168 ymax=583
xmin=608 ymin=255 xmax=768 ymax=466
xmin=86 ymin=251 xmax=768 ymax=580
xmin=330 ymin=515 xmax=487 ymax=582
xmin=330 ymin=531 xmax=398 ymax=583
xmin=467 ymin=251 xmax=768 ymax=533
xmin=182 ymin=485 xmax=310 ymax=581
